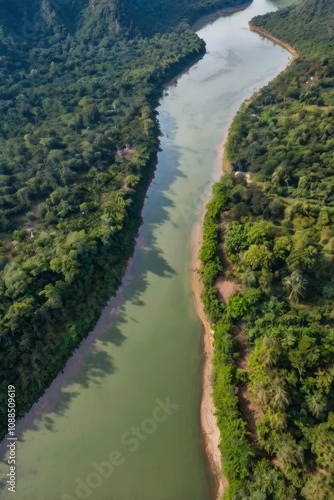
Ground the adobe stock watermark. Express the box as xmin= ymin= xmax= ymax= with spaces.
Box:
xmin=61 ymin=397 xmax=179 ymax=500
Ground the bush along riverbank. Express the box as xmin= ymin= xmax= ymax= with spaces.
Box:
xmin=0 ymin=0 xmax=251 ymax=439
xmin=199 ymin=177 xmax=254 ymax=500
xmin=200 ymin=0 xmax=334 ymax=497
xmin=200 ymin=170 xmax=334 ymax=498
xmin=0 ymin=35 xmax=207 ymax=440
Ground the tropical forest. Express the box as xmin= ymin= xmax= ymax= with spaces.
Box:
xmin=200 ymin=0 xmax=334 ymax=497
xmin=0 ymin=0 xmax=249 ymax=437
xmin=1 ymin=0 xmax=334 ymax=498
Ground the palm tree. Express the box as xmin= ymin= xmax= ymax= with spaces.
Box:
xmin=261 ymin=336 xmax=281 ymax=367
xmin=253 ymin=459 xmax=277 ymax=495
xmin=257 ymin=386 xmax=271 ymax=407
xmin=269 ymin=410 xmax=287 ymax=431
xmin=283 ymin=270 xmax=308 ymax=302
xmin=315 ymin=368 xmax=334 ymax=394
xmin=272 ymin=384 xmax=290 ymax=411
xmin=280 ymin=331 xmax=296 ymax=349
xmin=301 ymin=473 xmax=331 ymax=499
xmin=272 ymin=166 xmax=285 ymax=188
xmin=306 ymin=392 xmax=326 ymax=418
xmin=272 ymin=165 xmax=291 ymax=188
xmin=275 ymin=437 xmax=304 ymax=468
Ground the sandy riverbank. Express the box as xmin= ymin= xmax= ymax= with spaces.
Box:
xmin=192 ymin=222 xmax=225 ymax=499
xmin=191 ymin=135 xmax=235 ymax=500
xmin=249 ymin=23 xmax=299 ymax=60
xmin=191 ymin=132 xmax=230 ymax=499
xmin=192 ymin=20 xmax=299 ymax=500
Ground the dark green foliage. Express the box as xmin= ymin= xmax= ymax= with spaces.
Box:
xmin=202 ymin=171 xmax=334 ymax=499
xmin=199 ymin=177 xmax=255 ymax=498
xmin=120 ymin=0 xmax=248 ymax=35
xmin=253 ymin=0 xmax=334 ymax=59
xmin=200 ymin=0 xmax=334 ymax=496
xmin=200 ymin=179 xmax=230 ymax=322
xmin=0 ymin=0 xmax=250 ymax=437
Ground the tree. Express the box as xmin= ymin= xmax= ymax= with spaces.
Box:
xmin=275 ymin=435 xmax=304 ymax=469
xmin=273 ymin=236 xmax=291 ymax=260
xmin=306 ymin=392 xmax=326 ymax=418
xmin=283 ymin=270 xmax=307 ymax=302
xmin=288 ymin=336 xmax=320 ymax=377
xmin=243 ymin=244 xmax=272 ymax=270
xmin=247 ymin=221 xmax=276 ymax=245
xmin=225 ymin=221 xmax=249 ymax=258
xmin=307 ymin=414 xmax=334 ymax=474
xmin=301 ymin=473 xmax=334 ymax=500
xmin=272 ymin=383 xmax=289 ymax=412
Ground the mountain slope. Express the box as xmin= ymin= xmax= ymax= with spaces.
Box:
xmin=252 ymin=0 xmax=334 ymax=57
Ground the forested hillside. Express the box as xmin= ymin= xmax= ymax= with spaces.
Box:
xmin=0 ymin=0 xmax=249 ymax=437
xmin=252 ymin=0 xmax=334 ymax=57
xmin=200 ymin=0 xmax=334 ymax=498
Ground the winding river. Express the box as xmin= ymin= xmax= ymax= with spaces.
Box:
xmin=0 ymin=1 xmax=296 ymax=498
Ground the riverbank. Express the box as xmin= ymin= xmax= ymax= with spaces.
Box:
xmin=168 ymin=1 xmax=253 ymax=89
xmin=0 ymin=3 xmax=297 ymax=497
xmin=192 ymin=221 xmax=225 ymax=499
xmin=193 ymin=1 xmax=252 ymax=31
xmin=249 ymin=22 xmax=299 ymax=59
xmin=191 ymin=127 xmax=231 ymax=499
xmin=205 ymin=1 xmax=334 ymax=496
xmin=193 ymin=13 xmax=300 ymax=500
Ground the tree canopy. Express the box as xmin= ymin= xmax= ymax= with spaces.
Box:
xmin=200 ymin=0 xmax=334 ymax=497
xmin=0 ymin=0 xmax=249 ymax=437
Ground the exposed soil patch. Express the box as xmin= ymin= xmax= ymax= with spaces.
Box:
xmin=238 ymin=383 xmax=259 ymax=443
xmin=235 ymin=330 xmax=249 ymax=372
xmin=215 ymin=277 xmax=241 ymax=303
xmin=116 ymin=146 xmax=136 ymax=161
xmin=235 ymin=331 xmax=260 ymax=443
xmin=123 ymin=147 xmax=136 ymax=161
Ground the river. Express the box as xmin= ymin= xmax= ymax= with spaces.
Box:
xmin=0 ymin=1 xmax=296 ymax=499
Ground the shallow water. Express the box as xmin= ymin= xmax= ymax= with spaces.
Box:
xmin=0 ymin=1 xmax=295 ymax=499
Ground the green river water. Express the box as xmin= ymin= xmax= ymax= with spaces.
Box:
xmin=0 ymin=1 xmax=296 ymax=499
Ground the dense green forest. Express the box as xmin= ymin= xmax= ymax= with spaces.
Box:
xmin=200 ymin=0 xmax=334 ymax=498
xmin=0 ymin=0 xmax=250 ymax=437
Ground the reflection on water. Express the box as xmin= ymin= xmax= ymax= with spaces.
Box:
xmin=0 ymin=1 xmax=296 ymax=499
